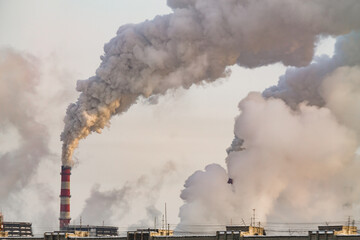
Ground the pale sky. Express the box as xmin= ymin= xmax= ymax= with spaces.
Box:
xmin=0 ymin=0 xmax=334 ymax=235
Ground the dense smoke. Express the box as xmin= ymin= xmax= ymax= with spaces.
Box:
xmin=263 ymin=32 xmax=360 ymax=110
xmin=77 ymin=161 xmax=176 ymax=227
xmin=226 ymin=136 xmax=244 ymax=155
xmin=263 ymin=31 xmax=360 ymax=134
xmin=59 ymin=0 xmax=360 ymax=232
xmin=0 ymin=49 xmax=51 ymax=204
xmin=61 ymin=0 xmax=360 ymax=166
xmin=178 ymin=31 xmax=360 ymax=230
xmin=178 ymin=164 xmax=232 ymax=232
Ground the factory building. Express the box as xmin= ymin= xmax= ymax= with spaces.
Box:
xmin=318 ymin=225 xmax=358 ymax=235
xmin=2 ymin=222 xmax=33 ymax=237
xmin=127 ymin=228 xmax=173 ymax=240
xmin=62 ymin=225 xmax=118 ymax=237
xmin=44 ymin=231 xmax=89 ymax=240
xmin=0 ymin=212 xmax=32 ymax=237
xmin=0 ymin=213 xmax=7 ymax=238
xmin=216 ymin=227 xmax=265 ymax=240
xmin=224 ymin=226 xmax=265 ymax=236
xmin=44 ymin=225 xmax=118 ymax=240
xmin=2 ymin=225 xmax=360 ymax=240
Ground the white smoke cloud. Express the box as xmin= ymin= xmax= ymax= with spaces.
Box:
xmin=263 ymin=32 xmax=360 ymax=109
xmin=61 ymin=0 xmax=360 ymax=166
xmin=178 ymin=92 xmax=359 ymax=229
xmin=178 ymin=30 xmax=360 ymax=231
xmin=0 ymin=48 xmax=51 ymax=204
xmin=77 ymin=161 xmax=177 ymax=227
xmin=178 ymin=164 xmax=233 ymax=232
xmin=232 ymin=93 xmax=358 ymax=220
xmin=76 ymin=183 xmax=132 ymax=226
xmin=321 ymin=66 xmax=360 ymax=134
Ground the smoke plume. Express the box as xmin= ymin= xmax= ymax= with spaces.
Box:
xmin=178 ymin=30 xmax=360 ymax=230
xmin=77 ymin=161 xmax=176 ymax=227
xmin=263 ymin=32 xmax=360 ymax=109
xmin=0 ymin=49 xmax=51 ymax=204
xmin=263 ymin=31 xmax=360 ymax=135
xmin=61 ymin=0 xmax=360 ymax=166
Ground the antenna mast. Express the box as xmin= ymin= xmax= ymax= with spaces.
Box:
xmin=252 ymin=209 xmax=256 ymax=227
xmin=165 ymin=203 xmax=168 ymax=234
xmin=162 ymin=215 xmax=164 ymax=230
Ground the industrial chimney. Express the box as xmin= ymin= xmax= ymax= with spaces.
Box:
xmin=59 ymin=166 xmax=71 ymax=230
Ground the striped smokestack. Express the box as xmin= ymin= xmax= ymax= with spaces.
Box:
xmin=59 ymin=166 xmax=71 ymax=230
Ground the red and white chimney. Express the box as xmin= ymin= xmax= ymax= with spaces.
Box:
xmin=59 ymin=166 xmax=71 ymax=230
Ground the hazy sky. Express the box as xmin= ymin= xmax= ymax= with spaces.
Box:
xmin=0 ymin=0 xmax=335 ymax=235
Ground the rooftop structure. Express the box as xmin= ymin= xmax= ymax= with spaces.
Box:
xmin=2 ymin=221 xmax=33 ymax=237
xmin=318 ymin=225 xmax=358 ymax=235
xmin=217 ymin=226 xmax=265 ymax=238
xmin=0 ymin=212 xmax=7 ymax=238
xmin=62 ymin=224 xmax=118 ymax=237
xmin=127 ymin=228 xmax=174 ymax=240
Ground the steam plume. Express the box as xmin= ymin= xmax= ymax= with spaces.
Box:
xmin=61 ymin=0 xmax=360 ymax=166
xmin=0 ymin=49 xmax=51 ymax=203
xmin=263 ymin=31 xmax=360 ymax=134
xmin=77 ymin=161 xmax=176 ymax=226
xmin=178 ymin=31 xmax=360 ymax=230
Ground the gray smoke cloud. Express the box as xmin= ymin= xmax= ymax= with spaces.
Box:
xmin=226 ymin=135 xmax=244 ymax=155
xmin=263 ymin=31 xmax=360 ymax=135
xmin=178 ymin=31 xmax=360 ymax=231
xmin=0 ymin=48 xmax=51 ymax=204
xmin=263 ymin=32 xmax=360 ymax=109
xmin=77 ymin=161 xmax=176 ymax=227
xmin=61 ymin=0 xmax=360 ymax=166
